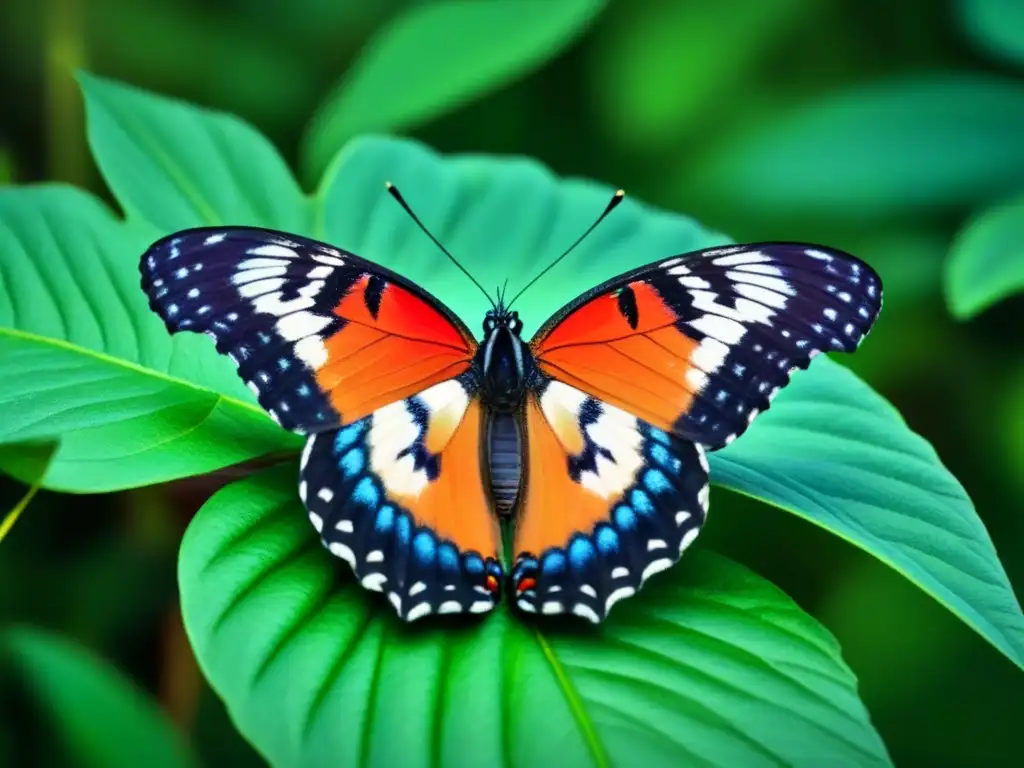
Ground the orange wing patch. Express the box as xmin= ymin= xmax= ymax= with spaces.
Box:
xmin=300 ymin=377 xmax=503 ymax=623
xmin=316 ymin=275 xmax=476 ymax=422
xmin=532 ymin=281 xmax=703 ymax=432
xmin=375 ymin=395 xmax=499 ymax=558
xmin=511 ymin=381 xmax=710 ymax=623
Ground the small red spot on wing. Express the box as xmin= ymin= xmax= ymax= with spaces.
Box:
xmin=517 ymin=577 xmax=536 ymax=594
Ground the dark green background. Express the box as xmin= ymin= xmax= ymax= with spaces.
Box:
xmin=1 ymin=0 xmax=1022 ymax=765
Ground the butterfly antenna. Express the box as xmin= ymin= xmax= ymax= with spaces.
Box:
xmin=385 ymin=182 xmax=495 ymax=309
xmin=506 ymin=189 xmax=625 ymax=310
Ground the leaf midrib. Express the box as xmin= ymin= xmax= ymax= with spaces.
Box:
xmin=532 ymin=626 xmax=609 ymax=768
xmin=0 ymin=326 xmax=269 ymax=423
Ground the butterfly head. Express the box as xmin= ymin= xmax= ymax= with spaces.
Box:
xmin=479 ymin=307 xmax=532 ymax=412
xmin=482 ymin=307 xmax=523 ymax=337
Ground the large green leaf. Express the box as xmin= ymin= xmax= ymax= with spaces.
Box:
xmin=710 ymin=360 xmax=1024 ymax=669
xmin=0 ymin=185 xmax=296 ymax=491
xmin=957 ymin=0 xmax=1024 ymax=67
xmin=2 ymin=626 xmax=195 ymax=768
xmin=944 ymin=194 xmax=1024 ymax=319
xmin=300 ymin=0 xmax=606 ymax=182
xmin=180 ymin=465 xmax=891 ymax=767
xmin=79 ymin=71 xmax=313 ymax=233
xmin=685 ymin=74 xmax=1024 ymax=218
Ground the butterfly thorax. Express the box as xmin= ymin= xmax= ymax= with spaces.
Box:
xmin=476 ymin=307 xmax=535 ymax=413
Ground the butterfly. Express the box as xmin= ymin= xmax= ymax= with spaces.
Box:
xmin=138 ymin=183 xmax=882 ymax=624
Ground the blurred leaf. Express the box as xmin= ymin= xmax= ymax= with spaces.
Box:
xmin=301 ymin=0 xmax=606 ymax=182
xmin=685 ymin=74 xmax=1024 ymax=218
xmin=181 ymin=465 xmax=891 ymax=767
xmin=841 ymin=230 xmax=946 ymax=307
xmin=944 ymin=194 xmax=1024 ymax=319
xmin=87 ymin=0 xmax=322 ymax=135
xmin=593 ymin=0 xmax=814 ymax=151
xmin=2 ymin=626 xmax=195 ymax=768
xmin=0 ymin=186 xmax=295 ymax=491
xmin=999 ymin=363 xmax=1024 ymax=500
xmin=78 ymin=71 xmax=312 ymax=232
xmin=0 ymin=149 xmax=12 ymax=185
xmin=957 ymin=0 xmax=1024 ymax=66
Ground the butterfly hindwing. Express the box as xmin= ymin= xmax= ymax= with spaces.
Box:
xmin=140 ymin=227 xmax=476 ymax=433
xmin=530 ymin=242 xmax=882 ymax=450
xmin=300 ymin=375 xmax=504 ymax=621
xmin=512 ymin=379 xmax=709 ymax=622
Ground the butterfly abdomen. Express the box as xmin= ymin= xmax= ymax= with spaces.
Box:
xmin=486 ymin=412 xmax=522 ymax=516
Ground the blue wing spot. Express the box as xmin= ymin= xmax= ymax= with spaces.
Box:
xmin=258 ymin=332 xmax=272 ymax=345
xmin=541 ymin=550 xmax=567 ymax=576
xmin=334 ymin=421 xmax=367 ymax=452
xmin=650 ymin=443 xmax=681 ymax=473
xmin=614 ymin=504 xmax=638 ymax=531
xmin=464 ymin=554 xmax=485 ymax=574
xmin=646 ymin=426 xmax=671 ymax=445
xmin=595 ymin=525 xmax=619 ymax=555
xmin=297 ymin=384 xmax=311 ymax=397
xmin=278 ymin=357 xmax=291 ymax=371
xmin=644 ymin=469 xmax=671 ymax=495
xmin=396 ymin=513 xmax=412 ymax=546
xmin=413 ymin=531 xmax=436 ymax=565
xmin=568 ymin=537 xmax=596 ymax=570
xmin=375 ymin=505 xmax=395 ymax=534
xmin=438 ymin=542 xmax=460 ymax=572
xmin=353 ymin=477 xmax=380 ymax=508
xmin=631 ymin=489 xmax=654 ymax=516
xmin=339 ymin=449 xmax=364 ymax=478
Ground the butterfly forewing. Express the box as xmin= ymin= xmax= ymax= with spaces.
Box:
xmin=139 ymin=227 xmax=476 ymax=433
xmin=530 ymin=242 xmax=883 ymax=450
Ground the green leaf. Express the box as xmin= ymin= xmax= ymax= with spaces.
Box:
xmin=685 ymin=74 xmax=1024 ymax=218
xmin=0 ymin=186 xmax=296 ymax=491
xmin=300 ymin=0 xmax=606 ymax=182
xmin=180 ymin=465 xmax=891 ymax=767
xmin=592 ymin=0 xmax=814 ymax=151
xmin=78 ymin=71 xmax=312 ymax=233
xmin=957 ymin=0 xmax=1024 ymax=66
xmin=2 ymin=626 xmax=195 ymax=768
xmin=711 ymin=360 xmax=1024 ymax=669
xmin=944 ymin=194 xmax=1024 ymax=319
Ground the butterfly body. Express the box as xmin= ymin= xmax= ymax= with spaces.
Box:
xmin=139 ymin=202 xmax=882 ymax=625
xmin=476 ymin=307 xmax=534 ymax=413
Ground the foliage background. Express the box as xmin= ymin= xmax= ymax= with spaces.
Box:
xmin=1 ymin=0 xmax=1022 ymax=765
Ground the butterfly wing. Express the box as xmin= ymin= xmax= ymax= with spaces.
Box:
xmin=140 ymin=227 xmax=476 ymax=433
xmin=300 ymin=375 xmax=503 ymax=621
xmin=511 ymin=242 xmax=882 ymax=621
xmin=511 ymin=379 xmax=708 ymax=621
xmin=529 ymin=242 xmax=882 ymax=450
